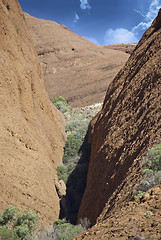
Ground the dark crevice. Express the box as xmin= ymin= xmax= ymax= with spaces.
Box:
xmin=6 ymin=0 xmax=10 ymax=10
xmin=59 ymin=129 xmax=91 ymax=224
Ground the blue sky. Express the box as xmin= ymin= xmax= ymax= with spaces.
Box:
xmin=19 ymin=0 xmax=161 ymax=45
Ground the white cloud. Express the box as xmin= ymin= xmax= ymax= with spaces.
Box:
xmin=84 ymin=36 xmax=100 ymax=45
xmin=132 ymin=22 xmax=151 ymax=34
xmin=104 ymin=28 xmax=138 ymax=45
xmin=104 ymin=0 xmax=161 ymax=45
xmin=146 ymin=0 xmax=161 ymax=20
xmin=74 ymin=13 xmax=80 ymax=24
xmin=74 ymin=1 xmax=91 ymax=26
xmin=133 ymin=0 xmax=161 ymax=34
xmin=80 ymin=0 xmax=91 ymax=10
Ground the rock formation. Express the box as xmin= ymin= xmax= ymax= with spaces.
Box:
xmin=25 ymin=13 xmax=130 ymax=107
xmin=77 ymin=8 xmax=161 ymax=231
xmin=0 ymin=0 xmax=65 ymax=225
xmin=74 ymin=184 xmax=161 ymax=239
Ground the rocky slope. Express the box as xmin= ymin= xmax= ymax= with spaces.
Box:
xmin=74 ymin=184 xmax=161 ymax=239
xmin=76 ymin=8 xmax=161 ymax=235
xmin=25 ymin=13 xmax=130 ymax=107
xmin=0 ymin=0 xmax=65 ymax=225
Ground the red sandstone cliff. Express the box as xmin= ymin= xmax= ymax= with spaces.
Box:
xmin=0 ymin=0 xmax=65 ymax=224
xmin=77 ymin=8 xmax=161 ymax=232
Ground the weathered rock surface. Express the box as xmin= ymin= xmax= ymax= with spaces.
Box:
xmin=54 ymin=179 xmax=66 ymax=198
xmin=25 ymin=13 xmax=130 ymax=107
xmin=0 ymin=0 xmax=65 ymax=224
xmin=77 ymin=8 xmax=161 ymax=231
xmin=74 ymin=184 xmax=161 ymax=239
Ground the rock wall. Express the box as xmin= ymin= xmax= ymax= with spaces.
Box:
xmin=74 ymin=184 xmax=161 ymax=239
xmin=78 ymin=9 xmax=161 ymax=226
xmin=0 ymin=0 xmax=65 ymax=224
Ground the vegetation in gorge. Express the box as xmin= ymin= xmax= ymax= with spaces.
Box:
xmin=50 ymin=96 xmax=68 ymax=114
xmin=0 ymin=205 xmax=87 ymax=240
xmin=51 ymin=96 xmax=91 ymax=184
xmin=134 ymin=144 xmax=161 ymax=200
xmin=0 ymin=206 xmax=37 ymax=240
xmin=51 ymin=97 xmax=102 ymax=224
xmin=32 ymin=218 xmax=90 ymax=240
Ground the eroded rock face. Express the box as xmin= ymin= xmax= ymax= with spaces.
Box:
xmin=25 ymin=13 xmax=130 ymax=107
xmin=0 ymin=0 xmax=65 ymax=224
xmin=78 ymin=9 xmax=161 ymax=226
xmin=74 ymin=184 xmax=161 ymax=239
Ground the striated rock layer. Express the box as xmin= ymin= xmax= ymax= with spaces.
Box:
xmin=77 ymin=9 xmax=161 ymax=229
xmin=0 ymin=0 xmax=65 ymax=224
xmin=25 ymin=13 xmax=130 ymax=107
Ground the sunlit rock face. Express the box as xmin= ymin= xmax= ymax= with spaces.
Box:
xmin=0 ymin=0 xmax=65 ymax=225
xmin=78 ymin=9 xmax=161 ymax=226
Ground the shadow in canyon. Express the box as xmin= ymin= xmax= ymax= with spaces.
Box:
xmin=59 ymin=129 xmax=91 ymax=224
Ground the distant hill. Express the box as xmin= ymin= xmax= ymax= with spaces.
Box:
xmin=25 ymin=13 xmax=130 ymax=107
xmin=104 ymin=43 xmax=137 ymax=54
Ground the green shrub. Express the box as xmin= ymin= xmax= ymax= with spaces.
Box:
xmin=50 ymin=96 xmax=68 ymax=113
xmin=0 ymin=206 xmax=18 ymax=226
xmin=0 ymin=227 xmax=19 ymax=240
xmin=14 ymin=225 xmax=29 ymax=239
xmin=65 ymin=115 xmax=88 ymax=137
xmin=57 ymin=159 xmax=81 ymax=184
xmin=63 ymin=135 xmax=83 ymax=164
xmin=32 ymin=218 xmax=86 ymax=240
xmin=14 ymin=210 xmax=38 ymax=238
xmin=147 ymin=144 xmax=161 ymax=171
xmin=57 ymin=165 xmax=68 ymax=183
xmin=51 ymin=96 xmax=67 ymax=106
xmin=0 ymin=206 xmax=38 ymax=240
xmin=134 ymin=144 xmax=161 ymax=200
xmin=142 ymin=169 xmax=154 ymax=175
xmin=53 ymin=219 xmax=84 ymax=240
xmin=134 ymin=191 xmax=145 ymax=200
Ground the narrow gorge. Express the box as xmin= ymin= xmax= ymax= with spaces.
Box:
xmin=0 ymin=0 xmax=160 ymax=239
